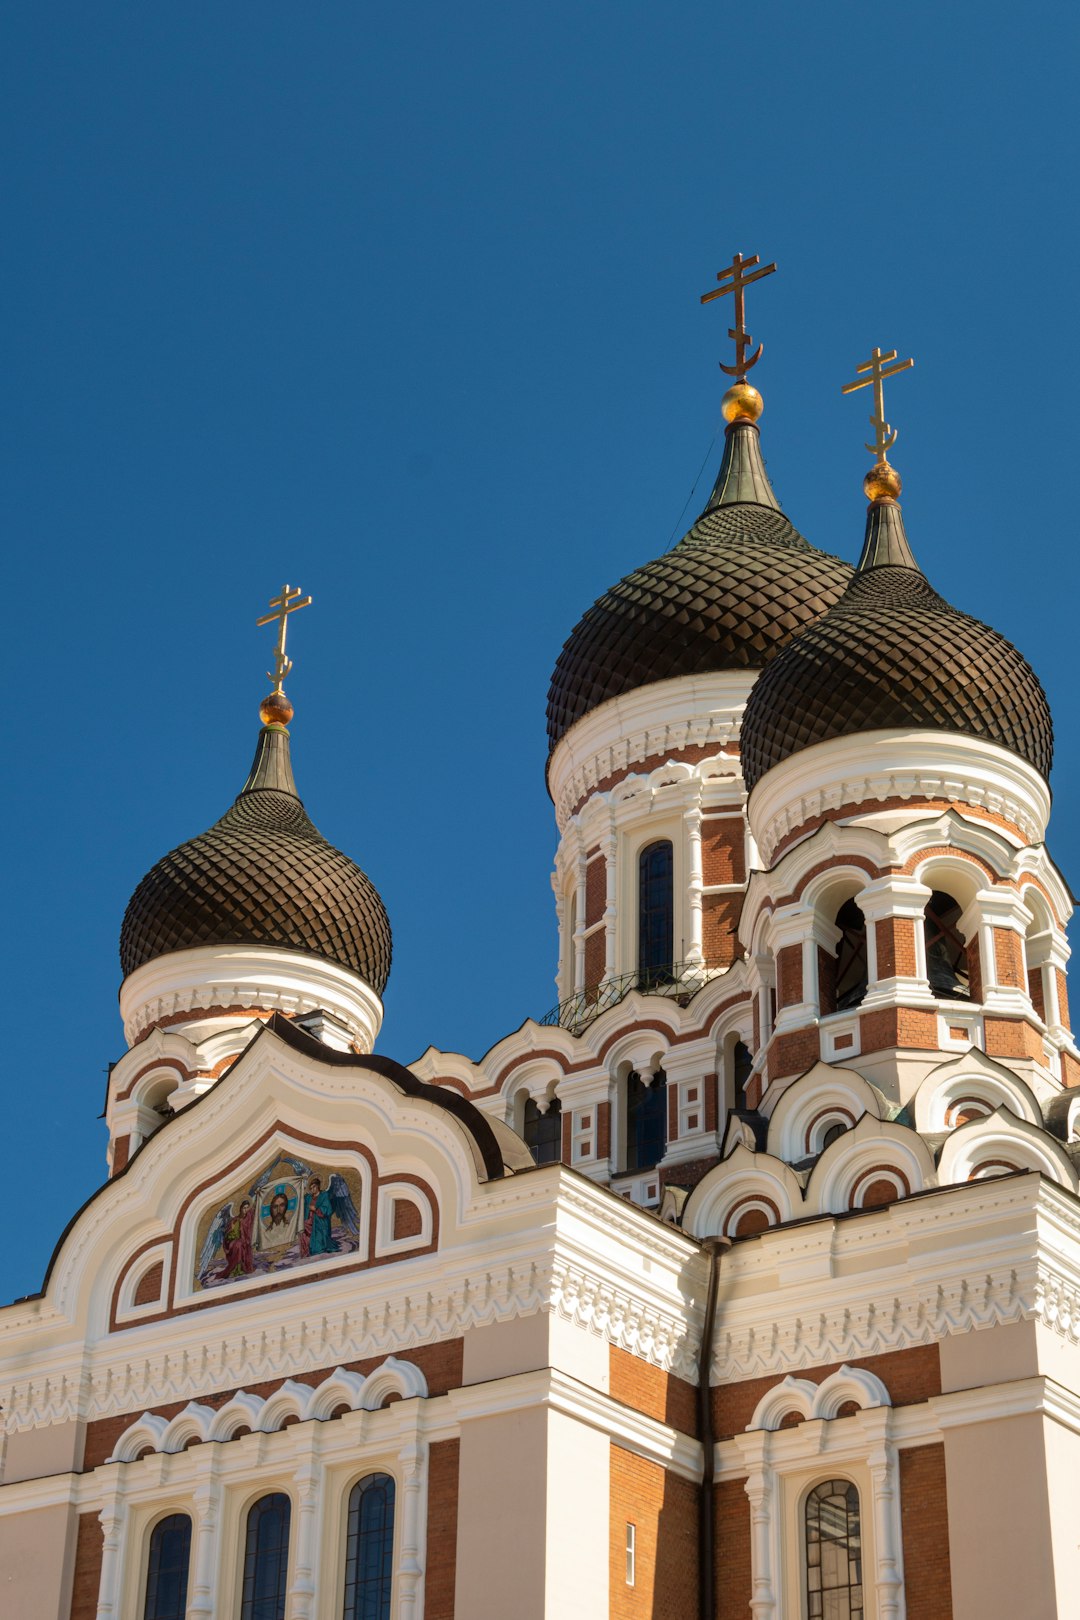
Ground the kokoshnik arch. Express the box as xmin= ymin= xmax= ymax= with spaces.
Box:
xmin=2 ymin=255 xmax=1079 ymax=1620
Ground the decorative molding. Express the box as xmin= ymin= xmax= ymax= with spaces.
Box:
xmin=120 ymin=943 xmax=383 ymax=1052
xmin=748 ymin=729 xmax=1051 ymax=868
xmin=107 ymin=1355 xmax=428 ymax=1460
xmin=547 ymin=672 xmax=754 ymax=831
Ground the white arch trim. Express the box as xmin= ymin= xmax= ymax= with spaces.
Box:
xmin=748 ymin=1364 xmax=893 ymax=1431
xmin=107 ymin=1355 xmax=429 ymax=1461
xmin=937 ymin=1107 xmax=1079 ymax=1192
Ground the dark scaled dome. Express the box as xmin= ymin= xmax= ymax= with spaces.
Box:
xmin=741 ymin=498 xmax=1054 ymax=791
xmin=546 ymin=419 xmax=853 ymax=751
xmin=120 ymin=724 xmax=392 ymax=994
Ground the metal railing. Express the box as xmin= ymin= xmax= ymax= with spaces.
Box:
xmin=539 ymin=959 xmax=724 ymax=1035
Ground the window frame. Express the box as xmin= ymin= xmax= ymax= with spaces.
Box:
xmin=239 ymin=1489 xmax=293 ymax=1620
xmin=141 ymin=1510 xmax=193 ymax=1620
xmin=341 ymin=1470 xmax=397 ymax=1620
xmin=637 ymin=839 xmax=675 ymax=988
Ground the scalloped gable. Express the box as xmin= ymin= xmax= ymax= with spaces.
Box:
xmin=6 ymin=1015 xmax=535 ymax=1333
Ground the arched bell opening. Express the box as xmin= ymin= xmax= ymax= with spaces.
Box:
xmin=924 ymin=890 xmax=971 ymax=1001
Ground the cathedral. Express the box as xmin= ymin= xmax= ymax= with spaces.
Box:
xmin=2 ymin=255 xmax=1079 ymax=1620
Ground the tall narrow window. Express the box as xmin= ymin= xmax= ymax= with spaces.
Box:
xmin=924 ymin=891 xmax=970 ymax=999
xmin=343 ymin=1473 xmax=396 ymax=1620
xmin=833 ymin=899 xmax=868 ymax=1010
xmin=625 ymin=1070 xmax=667 ymax=1171
xmin=143 ymin=1514 xmax=191 ymax=1620
xmin=241 ymin=1493 xmax=291 ymax=1620
xmin=523 ymin=1097 xmax=562 ymax=1165
xmin=805 ymin=1479 xmax=862 ymax=1619
xmin=638 ymin=841 xmax=674 ymax=988
xmin=732 ymin=1041 xmax=753 ymax=1112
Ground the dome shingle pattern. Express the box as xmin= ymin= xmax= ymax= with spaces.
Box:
xmin=740 ymin=536 xmax=1054 ymax=791
xmin=120 ymin=728 xmax=392 ymax=994
xmin=546 ymin=422 xmax=853 ymax=751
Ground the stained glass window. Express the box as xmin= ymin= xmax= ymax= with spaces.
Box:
xmin=143 ymin=1514 xmax=191 ymax=1620
xmin=343 ymin=1473 xmax=395 ymax=1620
xmin=805 ymin=1479 xmax=863 ymax=1619
xmin=241 ymin=1493 xmax=291 ymax=1620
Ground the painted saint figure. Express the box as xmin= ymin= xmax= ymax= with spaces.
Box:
xmin=300 ymin=1176 xmax=333 ymax=1256
xmin=223 ymin=1199 xmax=255 ymax=1277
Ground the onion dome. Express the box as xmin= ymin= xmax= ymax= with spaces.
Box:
xmin=741 ymin=487 xmax=1054 ymax=792
xmin=120 ymin=720 xmax=392 ymax=994
xmin=546 ymin=403 xmax=854 ymax=751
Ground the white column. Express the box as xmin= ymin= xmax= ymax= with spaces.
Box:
xmin=188 ymin=1462 xmax=223 ymax=1620
xmin=865 ymin=1411 xmax=906 ymax=1620
xmin=601 ymin=831 xmax=618 ymax=981
xmin=684 ymin=804 xmax=704 ymax=965
xmin=574 ymin=854 xmax=587 ymax=993
xmin=94 ymin=1475 xmax=128 ymax=1620
xmin=397 ymin=1435 xmax=428 ymax=1620
xmin=743 ymin=1451 xmax=778 ymax=1620
xmin=288 ymin=1446 xmax=325 ymax=1620
xmin=552 ymin=869 xmax=567 ymax=996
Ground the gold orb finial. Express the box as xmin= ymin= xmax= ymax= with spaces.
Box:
xmin=260 ymin=690 xmax=294 ymax=728
xmin=863 ymin=460 xmax=902 ymax=502
xmin=721 ymin=382 xmax=763 ymax=424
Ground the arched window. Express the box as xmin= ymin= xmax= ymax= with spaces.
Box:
xmin=143 ymin=1514 xmax=191 ymax=1620
xmin=625 ymin=1070 xmax=667 ymax=1171
xmin=241 ymin=1493 xmax=291 ymax=1620
xmin=638 ymin=841 xmax=674 ymax=988
xmin=833 ymin=899 xmax=868 ymax=1011
xmin=805 ymin=1479 xmax=862 ymax=1618
xmin=732 ymin=1041 xmax=753 ymax=1112
xmin=523 ymin=1097 xmax=562 ymax=1165
xmin=924 ymin=891 xmax=970 ymax=999
xmin=343 ymin=1473 xmax=396 ymax=1620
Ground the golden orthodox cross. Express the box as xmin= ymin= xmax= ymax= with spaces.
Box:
xmin=700 ymin=252 xmax=777 ymax=380
xmin=257 ymin=583 xmax=312 ymax=693
xmin=841 ymin=346 xmax=914 ymax=461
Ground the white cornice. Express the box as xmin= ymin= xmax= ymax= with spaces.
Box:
xmin=119 ymin=944 xmax=384 ymax=1052
xmin=747 ymin=730 xmax=1052 ymax=868
xmin=548 ymin=672 xmax=755 ymax=831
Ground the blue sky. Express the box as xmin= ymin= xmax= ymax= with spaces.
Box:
xmin=2 ymin=1 xmax=1078 ymax=1302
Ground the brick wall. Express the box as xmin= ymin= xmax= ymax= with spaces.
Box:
xmin=899 ymin=1443 xmax=952 ymax=1619
xmin=703 ymin=893 xmax=741 ymax=966
xmin=1056 ymin=967 xmax=1071 ymax=1030
xmin=715 ymin=1477 xmax=752 ymax=1620
xmin=610 ymin=1445 xmax=697 ymax=1620
xmin=83 ymin=1339 xmax=464 ymax=1470
xmin=133 ymin=1261 xmax=163 ymax=1306
xmin=776 ymin=946 xmax=803 ymax=1009
xmin=584 ymin=929 xmax=606 ymax=989
xmin=70 ymin=1511 xmax=104 ymax=1620
xmin=993 ymin=928 xmax=1026 ymax=989
xmin=424 ymin=1437 xmax=459 ymax=1620
xmin=111 ymin=1136 xmax=130 ymax=1176
xmin=393 ymin=1199 xmax=424 ymax=1240
xmin=876 ymin=917 xmax=917 ymax=979
xmin=767 ymin=1027 xmax=819 ymax=1082
xmin=984 ymin=1016 xmax=1044 ymax=1061
xmin=585 ymin=853 xmax=606 ymax=927
xmin=1028 ymin=968 xmax=1046 ymax=1021
xmin=609 ymin=1345 xmax=696 ymax=1436
xmin=702 ymin=817 xmax=746 ymax=886
xmin=859 ymin=1006 xmax=938 ymax=1054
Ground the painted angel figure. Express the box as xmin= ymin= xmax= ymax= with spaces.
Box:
xmin=299 ymin=1173 xmax=360 ymax=1257
xmin=198 ymin=1202 xmax=232 ymax=1280
xmin=198 ymin=1198 xmax=255 ymax=1282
